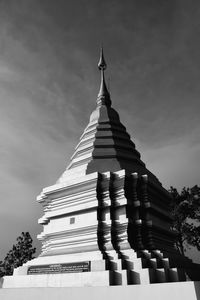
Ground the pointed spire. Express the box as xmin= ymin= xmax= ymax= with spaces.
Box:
xmin=98 ymin=47 xmax=107 ymax=70
xmin=97 ymin=47 xmax=111 ymax=107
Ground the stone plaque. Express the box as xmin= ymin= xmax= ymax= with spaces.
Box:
xmin=27 ymin=261 xmax=90 ymax=275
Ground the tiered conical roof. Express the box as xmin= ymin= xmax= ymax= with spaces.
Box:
xmin=58 ymin=49 xmax=160 ymax=185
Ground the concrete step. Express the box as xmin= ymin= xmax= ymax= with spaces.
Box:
xmin=0 ymin=281 xmax=200 ymax=300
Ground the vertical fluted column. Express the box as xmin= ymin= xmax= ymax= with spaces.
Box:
xmin=126 ymin=172 xmax=144 ymax=250
xmin=97 ymin=172 xmax=114 ymax=256
xmin=109 ymin=171 xmax=131 ymax=252
xmin=140 ymin=175 xmax=155 ymax=249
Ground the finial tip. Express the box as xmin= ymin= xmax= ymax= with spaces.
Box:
xmin=98 ymin=47 xmax=107 ymax=70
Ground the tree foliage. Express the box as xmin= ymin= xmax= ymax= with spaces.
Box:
xmin=0 ymin=232 xmax=36 ymax=277
xmin=169 ymin=185 xmax=200 ymax=255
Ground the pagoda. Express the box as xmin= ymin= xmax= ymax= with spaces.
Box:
xmin=1 ymin=49 xmax=200 ymax=289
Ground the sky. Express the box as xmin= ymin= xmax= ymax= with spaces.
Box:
xmin=0 ymin=0 xmax=200 ymax=262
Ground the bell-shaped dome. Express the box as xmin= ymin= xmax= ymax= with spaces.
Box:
xmin=57 ymin=49 xmax=160 ymax=186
